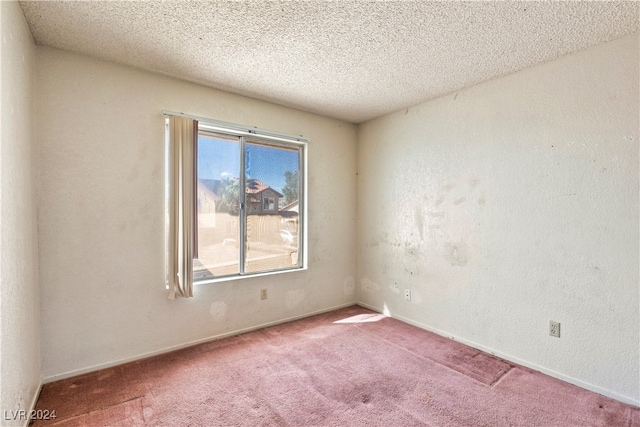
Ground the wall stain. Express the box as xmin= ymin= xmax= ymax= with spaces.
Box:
xmin=453 ymin=197 xmax=466 ymax=205
xmin=361 ymin=277 xmax=380 ymax=292
xmin=343 ymin=276 xmax=355 ymax=296
xmin=209 ymin=301 xmax=227 ymax=321
xmin=415 ymin=207 xmax=425 ymax=241
xmin=285 ymin=289 xmax=305 ymax=308
xmin=389 ymin=283 xmax=400 ymax=294
xmin=443 ymin=241 xmax=470 ymax=266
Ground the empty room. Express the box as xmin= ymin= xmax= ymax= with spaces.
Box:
xmin=1 ymin=1 xmax=639 ymax=426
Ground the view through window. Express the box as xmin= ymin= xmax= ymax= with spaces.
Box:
xmin=194 ymin=127 xmax=304 ymax=281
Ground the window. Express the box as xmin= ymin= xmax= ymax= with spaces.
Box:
xmin=263 ymin=196 xmax=275 ymax=211
xmin=166 ymin=113 xmax=307 ymax=291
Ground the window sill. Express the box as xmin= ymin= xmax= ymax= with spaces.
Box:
xmin=194 ymin=266 xmax=308 ymax=286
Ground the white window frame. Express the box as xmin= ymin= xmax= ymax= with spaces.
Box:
xmin=164 ymin=111 xmax=308 ymax=285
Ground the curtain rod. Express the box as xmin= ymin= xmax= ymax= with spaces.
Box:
xmin=162 ymin=110 xmax=309 ymax=143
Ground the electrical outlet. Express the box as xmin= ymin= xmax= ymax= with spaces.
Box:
xmin=549 ymin=320 xmax=560 ymax=338
xmin=260 ymin=288 xmax=268 ymax=300
xmin=404 ymin=289 xmax=411 ymax=302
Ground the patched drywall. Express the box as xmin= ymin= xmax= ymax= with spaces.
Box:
xmin=0 ymin=1 xmax=41 ymax=422
xmin=36 ymin=47 xmax=357 ymax=379
xmin=357 ymin=34 xmax=639 ymax=405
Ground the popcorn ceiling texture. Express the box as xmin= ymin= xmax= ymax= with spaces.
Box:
xmin=18 ymin=1 xmax=639 ymax=123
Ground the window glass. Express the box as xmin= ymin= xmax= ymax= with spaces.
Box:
xmin=195 ymin=133 xmax=241 ymax=279
xmin=195 ymin=130 xmax=304 ymax=281
xmin=245 ymin=141 xmax=300 ymax=274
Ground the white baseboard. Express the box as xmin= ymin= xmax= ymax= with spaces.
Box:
xmin=42 ymin=302 xmax=356 ymax=384
xmin=15 ymin=380 xmax=43 ymax=427
xmin=356 ymin=301 xmax=640 ymax=408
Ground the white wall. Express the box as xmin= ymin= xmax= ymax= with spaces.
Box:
xmin=357 ymin=33 xmax=639 ymax=405
xmin=36 ymin=47 xmax=358 ymax=379
xmin=0 ymin=1 xmax=41 ymax=424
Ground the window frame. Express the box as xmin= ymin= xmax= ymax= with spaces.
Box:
xmin=165 ymin=111 xmax=308 ymax=285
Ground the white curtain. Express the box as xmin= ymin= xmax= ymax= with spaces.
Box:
xmin=167 ymin=116 xmax=196 ymax=299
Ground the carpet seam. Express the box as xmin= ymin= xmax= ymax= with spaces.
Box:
xmin=488 ymin=365 xmax=515 ymax=388
xmin=43 ymin=396 xmax=144 ymax=426
xmin=354 ymin=323 xmax=507 ymax=387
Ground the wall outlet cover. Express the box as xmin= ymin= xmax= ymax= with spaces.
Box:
xmin=549 ymin=320 xmax=560 ymax=338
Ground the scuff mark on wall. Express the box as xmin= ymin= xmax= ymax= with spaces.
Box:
xmin=415 ymin=206 xmax=425 ymax=241
xmin=209 ymin=301 xmax=227 ymax=321
xmin=425 ymin=176 xmax=485 ymax=247
xmin=361 ymin=277 xmax=380 ymax=292
xmin=411 ymin=289 xmax=423 ymax=304
xmin=389 ymin=282 xmax=400 ymax=294
xmin=435 ymin=177 xmax=485 ymax=211
xmin=443 ymin=241 xmax=470 ymax=266
xmin=402 ymin=246 xmax=419 ymax=277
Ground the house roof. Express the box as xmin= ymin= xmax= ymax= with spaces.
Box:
xmin=199 ymin=179 xmax=221 ymax=196
xmin=246 ymin=180 xmax=283 ymax=198
xmin=197 ymin=181 xmax=218 ymax=202
xmin=280 ymin=200 xmax=299 ymax=212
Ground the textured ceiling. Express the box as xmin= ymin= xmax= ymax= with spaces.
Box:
xmin=18 ymin=1 xmax=640 ymax=123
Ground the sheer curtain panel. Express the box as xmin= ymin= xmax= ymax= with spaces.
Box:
xmin=167 ymin=116 xmax=196 ymax=299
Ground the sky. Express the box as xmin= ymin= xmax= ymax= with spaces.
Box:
xmin=198 ymin=135 xmax=299 ymax=193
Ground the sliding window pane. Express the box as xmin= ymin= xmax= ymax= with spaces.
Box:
xmin=245 ymin=141 xmax=301 ymax=273
xmin=195 ymin=132 xmax=241 ymax=279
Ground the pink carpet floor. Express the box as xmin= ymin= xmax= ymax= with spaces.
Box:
xmin=32 ymin=305 xmax=639 ymax=426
